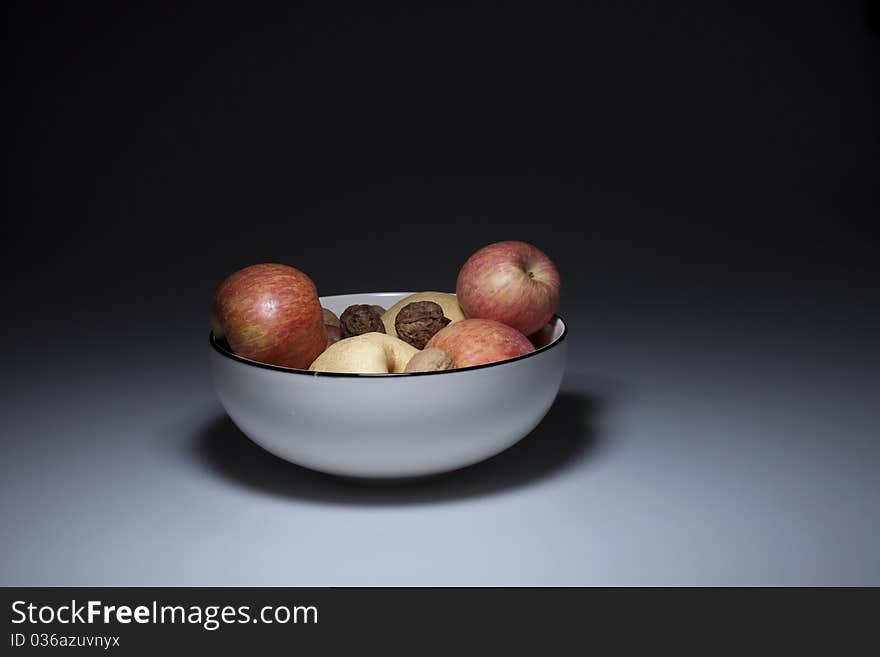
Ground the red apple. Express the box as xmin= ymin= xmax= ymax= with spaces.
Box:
xmin=425 ymin=318 xmax=534 ymax=368
xmin=211 ymin=263 xmax=326 ymax=369
xmin=456 ymin=241 xmax=561 ymax=335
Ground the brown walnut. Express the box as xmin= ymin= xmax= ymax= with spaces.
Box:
xmin=340 ymin=304 xmax=386 ymax=338
xmin=394 ymin=301 xmax=451 ymax=349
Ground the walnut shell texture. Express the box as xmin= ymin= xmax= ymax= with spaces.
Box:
xmin=395 ymin=301 xmax=451 ymax=349
xmin=380 ymin=292 xmax=465 ymax=337
xmin=340 ymin=304 xmax=386 ymax=339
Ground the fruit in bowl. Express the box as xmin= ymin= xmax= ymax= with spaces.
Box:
xmin=425 ymin=318 xmax=535 ymax=368
xmin=456 ymin=240 xmax=561 ymax=336
xmin=209 ymin=241 xmax=567 ymax=476
xmin=309 ymin=333 xmax=419 ymax=374
xmin=210 ymin=241 xmax=561 ymax=374
xmin=211 ymin=263 xmax=326 ymax=370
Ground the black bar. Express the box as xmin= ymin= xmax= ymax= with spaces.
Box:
xmin=2 ymin=588 xmax=876 ymax=653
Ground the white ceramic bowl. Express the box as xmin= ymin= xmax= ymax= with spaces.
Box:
xmin=210 ymin=292 xmax=567 ymax=478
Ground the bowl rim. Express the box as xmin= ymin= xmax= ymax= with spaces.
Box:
xmin=209 ymin=295 xmax=567 ymax=378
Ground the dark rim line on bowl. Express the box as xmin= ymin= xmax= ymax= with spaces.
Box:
xmin=210 ymin=314 xmax=567 ymax=378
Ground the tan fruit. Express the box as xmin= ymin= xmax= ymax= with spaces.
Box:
xmin=309 ymin=333 xmax=419 ymax=374
xmin=322 ymin=308 xmax=341 ymax=328
xmin=381 ymin=292 xmax=466 ymax=338
xmin=404 ymin=348 xmax=456 ymax=373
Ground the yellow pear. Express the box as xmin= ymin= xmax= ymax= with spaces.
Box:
xmin=309 ymin=333 xmax=419 ymax=374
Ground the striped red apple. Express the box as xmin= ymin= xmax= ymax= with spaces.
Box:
xmin=211 ymin=263 xmax=326 ymax=369
xmin=456 ymin=241 xmax=561 ymax=336
xmin=426 ymin=318 xmax=535 ymax=368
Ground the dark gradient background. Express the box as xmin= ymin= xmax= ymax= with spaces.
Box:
xmin=3 ymin=2 xmax=878 ymax=584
